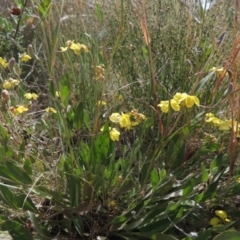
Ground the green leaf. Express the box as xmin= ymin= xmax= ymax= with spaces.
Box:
xmin=130 ymin=232 xmax=178 ymax=240
xmin=28 ymin=212 xmax=51 ymax=239
xmin=83 ymin=110 xmax=91 ymax=131
xmin=16 ymin=195 xmax=38 ymax=213
xmin=183 ymin=178 xmax=195 ymax=197
xmin=38 ymin=0 xmax=52 ymax=19
xmin=59 ymin=74 xmax=70 ymax=108
xmin=6 ymin=162 xmax=32 ymax=184
xmin=174 ymin=207 xmax=183 ymax=221
xmin=201 ymin=180 xmax=219 ymax=201
xmin=0 ymin=185 xmax=18 ymax=209
xmin=195 ymin=192 xmax=204 ymax=203
xmin=151 ymin=168 xmax=159 ymax=190
xmin=195 ymin=71 xmax=215 ymax=93
xmin=0 ymin=163 xmax=32 ymax=185
xmin=210 ymin=154 xmax=223 ymax=172
xmin=74 ymin=102 xmax=84 ymax=130
xmin=93 ymin=130 xmax=110 ymax=165
xmin=195 ymin=229 xmax=212 ymax=240
xmin=1 ymin=220 xmax=33 ymax=240
xmin=114 ymin=179 xmax=135 ymax=199
xmin=160 ymin=169 xmax=166 ymax=182
xmin=23 ymin=158 xmax=32 ymax=176
xmin=201 ymin=162 xmax=208 ymax=183
xmin=166 ymin=201 xmax=178 ymax=212
xmin=95 ymin=3 xmax=103 ymax=22
xmin=213 ymin=231 xmax=240 ymax=240
xmin=79 ymin=141 xmax=91 ymax=168
xmin=72 ymin=215 xmax=85 ymax=239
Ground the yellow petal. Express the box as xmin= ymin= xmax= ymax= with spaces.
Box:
xmin=173 ymin=92 xmax=187 ymax=103
xmin=109 ymin=128 xmax=120 ymax=141
xmin=209 ymin=67 xmax=217 ymax=72
xmin=98 ymin=101 xmax=106 ymax=106
xmin=109 ymin=113 xmax=121 ymax=123
xmin=192 ymin=96 xmax=200 ymax=106
xmin=24 ymin=93 xmax=33 ymax=99
xmin=24 ymin=93 xmax=38 ymax=100
xmin=185 ymin=95 xmax=195 ymax=108
xmin=170 ymin=99 xmax=180 ymax=111
xmin=210 ymin=217 xmax=221 ymax=226
xmin=3 ymin=81 xmax=12 ymax=90
xmin=46 ymin=107 xmax=57 ymax=113
xmin=218 ymin=122 xmax=231 ymax=131
xmin=60 ymin=46 xmax=69 ymax=52
xmin=17 ymin=105 xmax=28 ymax=113
xmin=32 ymin=93 xmax=38 ymax=100
xmin=79 ymin=44 xmax=88 ymax=52
xmin=119 ymin=114 xmax=131 ymax=129
xmin=224 ymin=218 xmax=231 ymax=223
xmin=206 ymin=113 xmax=215 ymax=117
xmin=215 ymin=210 xmax=227 ymax=220
xmin=21 ymin=53 xmax=31 ymax=62
xmin=158 ymin=101 xmax=169 ymax=113
xmin=0 ymin=57 xmax=8 ymax=68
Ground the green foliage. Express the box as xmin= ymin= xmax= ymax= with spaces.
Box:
xmin=38 ymin=0 xmax=52 ymax=19
xmin=0 ymin=0 xmax=239 ymax=239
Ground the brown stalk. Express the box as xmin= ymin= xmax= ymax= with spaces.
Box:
xmin=132 ymin=0 xmax=163 ymax=135
xmin=228 ymin=0 xmax=239 ymax=178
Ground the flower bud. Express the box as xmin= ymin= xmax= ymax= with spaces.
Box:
xmin=118 ymin=175 xmax=123 ymax=183
xmin=223 ymin=82 xmax=233 ymax=97
xmin=8 ymin=57 xmax=15 ymax=74
xmin=9 ymin=7 xmax=22 ymax=16
xmin=1 ymin=90 xmax=10 ymax=101
xmin=27 ymin=44 xmax=39 ymax=61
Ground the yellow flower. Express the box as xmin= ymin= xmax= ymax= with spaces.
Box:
xmin=206 ymin=112 xmax=214 ymax=118
xmin=9 ymin=105 xmax=28 ymax=116
xmin=158 ymin=101 xmax=169 ymax=113
xmin=56 ymin=91 xmax=60 ymax=97
xmin=159 ymin=93 xmax=200 ymax=113
xmin=0 ymin=57 xmax=8 ymax=68
xmin=95 ymin=65 xmax=105 ymax=81
xmin=218 ymin=121 xmax=231 ymax=131
xmin=210 ymin=67 xmax=228 ymax=77
xmin=109 ymin=113 xmax=121 ymax=123
xmin=215 ymin=210 xmax=227 ymax=220
xmin=60 ymin=46 xmax=69 ymax=52
xmin=61 ymin=41 xmax=88 ymax=55
xmin=210 ymin=217 xmax=221 ymax=226
xmin=60 ymin=40 xmax=73 ymax=52
xmin=203 ymin=132 xmax=217 ymax=142
xmin=3 ymin=78 xmax=20 ymax=90
xmin=119 ymin=113 xmax=132 ymax=129
xmin=109 ymin=111 xmax=145 ymax=129
xmin=170 ymin=99 xmax=180 ymax=111
xmin=185 ymin=95 xmax=200 ymax=108
xmin=98 ymin=100 xmax=106 ymax=107
xmin=110 ymin=200 xmax=116 ymax=207
xmin=130 ymin=109 xmax=146 ymax=123
xmin=173 ymin=92 xmax=188 ymax=103
xmin=109 ymin=128 xmax=120 ymax=141
xmin=209 ymin=67 xmax=217 ymax=72
xmin=21 ymin=53 xmax=31 ymax=62
xmin=205 ymin=113 xmax=221 ymax=125
xmin=236 ymin=177 xmax=240 ymax=183
xmin=45 ymin=107 xmax=57 ymax=113
xmin=24 ymin=93 xmax=38 ymax=100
